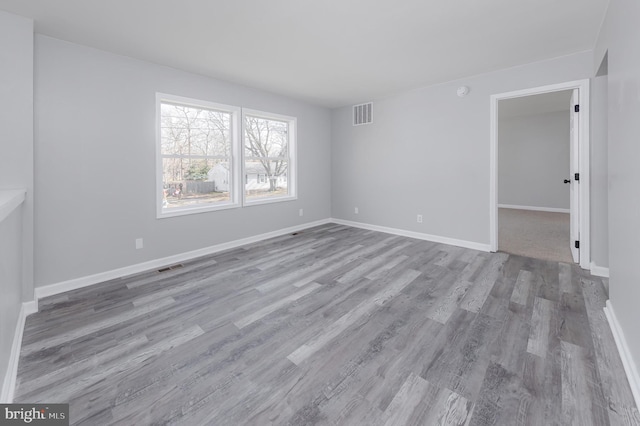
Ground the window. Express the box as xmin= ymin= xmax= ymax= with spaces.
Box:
xmin=243 ymin=109 xmax=297 ymax=204
xmin=156 ymin=95 xmax=296 ymax=217
xmin=157 ymin=94 xmax=240 ymax=217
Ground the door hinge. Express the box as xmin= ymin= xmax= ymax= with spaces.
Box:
xmin=574 ymin=173 xmax=580 ymax=181
xmin=575 ymin=241 xmax=580 ymax=249
xmin=574 ymin=105 xmax=580 ymax=113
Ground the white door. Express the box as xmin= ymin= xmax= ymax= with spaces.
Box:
xmin=569 ymin=89 xmax=580 ymax=263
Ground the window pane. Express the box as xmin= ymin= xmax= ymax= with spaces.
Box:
xmin=244 ymin=160 xmax=288 ymax=201
xmin=244 ymin=116 xmax=288 ymax=158
xmin=162 ymin=159 xmax=231 ymax=209
xmin=160 ymin=100 xmax=234 ymax=213
xmin=244 ymin=114 xmax=291 ymax=202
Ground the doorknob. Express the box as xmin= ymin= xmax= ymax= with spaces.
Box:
xmin=563 ymin=179 xmax=571 ymax=184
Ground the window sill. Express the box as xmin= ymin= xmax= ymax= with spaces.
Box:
xmin=157 ymin=202 xmax=240 ymax=219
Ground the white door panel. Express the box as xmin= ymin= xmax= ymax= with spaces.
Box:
xmin=569 ymin=89 xmax=580 ymax=263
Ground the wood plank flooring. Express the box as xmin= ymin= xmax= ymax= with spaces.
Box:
xmin=14 ymin=224 xmax=640 ymax=425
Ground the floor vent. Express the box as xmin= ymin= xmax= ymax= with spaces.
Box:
xmin=353 ymin=102 xmax=373 ymax=126
xmin=158 ymin=264 xmax=184 ymax=273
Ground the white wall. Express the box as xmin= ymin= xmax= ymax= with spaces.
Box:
xmin=590 ymin=74 xmax=609 ymax=269
xmin=0 ymin=208 xmax=23 ymax=400
xmin=331 ymin=51 xmax=592 ymax=246
xmin=34 ymin=35 xmax=331 ymax=287
xmin=0 ymin=11 xmax=33 ymax=396
xmin=0 ymin=11 xmax=33 ymax=300
xmin=595 ymin=0 xmax=640 ymax=380
xmin=498 ymin=111 xmax=570 ymax=210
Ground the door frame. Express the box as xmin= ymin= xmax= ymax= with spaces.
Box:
xmin=489 ymin=79 xmax=590 ymax=270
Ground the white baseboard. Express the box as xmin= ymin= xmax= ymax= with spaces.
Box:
xmin=1 ymin=301 xmax=35 ymax=403
xmin=331 ymin=218 xmax=491 ymax=252
xmin=35 ymin=219 xmax=332 ymax=300
xmin=35 ymin=217 xmax=491 ymax=301
xmin=604 ymin=300 xmax=640 ymax=410
xmin=23 ymin=300 xmax=37 ymax=316
xmin=498 ymin=204 xmax=570 ymax=214
xmin=590 ymin=262 xmax=610 ymax=278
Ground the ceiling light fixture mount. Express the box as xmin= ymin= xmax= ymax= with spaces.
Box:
xmin=457 ymin=86 xmax=470 ymax=97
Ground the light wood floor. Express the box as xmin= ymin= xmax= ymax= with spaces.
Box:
xmin=15 ymin=224 xmax=640 ymax=425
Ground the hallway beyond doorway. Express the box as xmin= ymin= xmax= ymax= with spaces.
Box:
xmin=499 ymin=208 xmax=572 ymax=263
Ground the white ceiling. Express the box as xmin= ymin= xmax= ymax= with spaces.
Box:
xmin=0 ymin=0 xmax=609 ymax=108
xmin=499 ymin=90 xmax=573 ymax=118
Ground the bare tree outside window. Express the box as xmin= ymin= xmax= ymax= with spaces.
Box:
xmin=160 ymin=102 xmax=234 ymax=211
xmin=244 ymin=115 xmax=290 ymax=200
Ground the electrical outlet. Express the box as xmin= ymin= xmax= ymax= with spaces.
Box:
xmin=299 ymin=208 xmax=304 ymax=217
xmin=417 ymin=215 xmax=423 ymax=223
xmin=355 ymin=207 xmax=359 ymax=214
xmin=135 ymin=238 xmax=143 ymax=249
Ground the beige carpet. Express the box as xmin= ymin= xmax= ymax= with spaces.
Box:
xmin=498 ymin=208 xmax=573 ymax=263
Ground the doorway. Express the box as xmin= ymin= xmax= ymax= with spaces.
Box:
xmin=489 ymin=80 xmax=590 ymax=269
xmin=497 ymin=89 xmax=574 ymax=262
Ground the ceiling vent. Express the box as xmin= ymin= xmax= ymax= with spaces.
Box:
xmin=353 ymin=102 xmax=373 ymax=126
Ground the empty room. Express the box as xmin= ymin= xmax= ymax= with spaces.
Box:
xmin=1 ymin=1 xmax=639 ymax=425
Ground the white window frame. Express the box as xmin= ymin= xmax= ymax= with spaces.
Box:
xmin=156 ymin=93 xmax=241 ymax=218
xmin=241 ymin=108 xmax=297 ymax=206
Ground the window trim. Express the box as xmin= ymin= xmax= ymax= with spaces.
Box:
xmin=156 ymin=93 xmax=241 ymax=219
xmin=241 ymin=108 xmax=297 ymax=206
